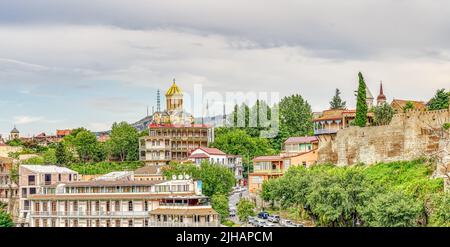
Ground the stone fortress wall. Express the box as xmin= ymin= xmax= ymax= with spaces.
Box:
xmin=317 ymin=107 xmax=450 ymax=176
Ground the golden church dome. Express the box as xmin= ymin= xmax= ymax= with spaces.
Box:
xmin=165 ymin=79 xmax=182 ymax=96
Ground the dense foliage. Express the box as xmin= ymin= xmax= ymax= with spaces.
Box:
xmin=0 ymin=210 xmax=14 ymax=227
xmin=163 ymin=162 xmax=235 ymax=197
xmin=261 ymin=160 xmax=447 ymax=227
xmin=355 ymin=72 xmax=368 ymax=127
xmin=211 ymin=194 xmax=230 ymax=221
xmin=373 ymin=103 xmax=394 ymax=126
xmin=427 ymin=88 xmax=449 ymax=111
xmin=67 ymin=161 xmax=144 ymax=175
xmin=329 ymin=88 xmax=346 ymax=109
xmin=237 ymin=199 xmax=256 ymax=223
xmin=108 ymin=122 xmax=140 ymax=161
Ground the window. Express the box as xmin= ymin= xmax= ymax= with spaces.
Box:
xmin=115 ymin=220 xmax=121 ymax=227
xmin=69 ymin=174 xmax=72 ymax=181
xmin=144 ymin=201 xmax=148 ymax=211
xmin=44 ymin=174 xmax=51 ymax=185
xmin=128 ymin=220 xmax=133 ymax=227
xmin=302 ymin=161 xmax=307 ymax=167
xmin=51 ymin=219 xmax=56 ymax=227
xmin=128 ymin=201 xmax=133 ymax=211
xmin=106 ymin=201 xmax=110 ymax=212
xmin=29 ymin=188 xmax=36 ymax=195
xmin=96 ymin=219 xmax=100 ymax=227
xmin=95 ymin=201 xmax=100 ymax=212
xmin=73 ymin=219 xmax=78 ymax=227
xmin=144 ymin=219 xmax=148 ymax=227
xmin=28 ymin=175 xmax=35 ymax=186
xmin=106 ymin=220 xmax=111 ymax=227
xmin=58 ymin=174 xmax=61 ymax=181
xmin=22 ymin=188 xmax=27 ymax=197
xmin=34 ymin=202 xmax=40 ymax=212
xmin=35 ymin=219 xmax=40 ymax=227
xmin=73 ymin=201 xmax=78 ymax=211
xmin=115 ymin=201 xmax=120 ymax=211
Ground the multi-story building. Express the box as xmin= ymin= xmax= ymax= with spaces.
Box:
xmin=18 ymin=165 xmax=79 ymax=226
xmin=139 ymin=80 xmax=214 ymax=165
xmin=248 ymin=155 xmax=284 ymax=193
xmin=28 ymin=179 xmax=220 ymax=227
xmin=0 ymin=157 xmax=19 ymax=219
xmin=187 ymin=147 xmax=244 ymax=186
xmin=249 ymin=136 xmax=319 ymax=193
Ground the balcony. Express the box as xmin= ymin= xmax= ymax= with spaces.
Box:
xmin=30 ymin=211 xmax=149 ymax=218
xmin=252 ymin=169 xmax=283 ymax=174
xmin=314 ymin=129 xmax=338 ymax=135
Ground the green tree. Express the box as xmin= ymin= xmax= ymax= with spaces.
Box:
xmin=211 ymin=194 xmax=229 ymax=222
xmin=237 ymin=199 xmax=255 ymax=223
xmin=0 ymin=210 xmax=14 ymax=227
xmin=73 ymin=130 xmax=99 ymax=162
xmin=210 ymin=128 xmax=275 ymax=167
xmin=330 ymin=88 xmax=347 ymax=109
xmin=273 ymin=94 xmax=313 ymax=150
xmin=373 ymin=103 xmax=394 ymax=126
xmin=403 ymin=101 xmax=415 ymax=112
xmin=427 ymin=88 xmax=449 ymax=110
xmin=355 ymin=72 xmax=368 ymax=127
xmin=427 ymin=192 xmax=450 ymax=227
xmin=359 ymin=191 xmax=423 ymax=227
xmin=55 ymin=142 xmax=71 ymax=165
xmin=43 ymin=148 xmax=57 ymax=164
xmin=108 ymin=122 xmax=139 ymax=161
xmin=163 ymin=161 xmax=235 ymax=197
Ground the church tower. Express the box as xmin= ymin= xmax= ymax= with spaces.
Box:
xmin=165 ymin=78 xmax=183 ymax=113
xmin=377 ymin=81 xmax=386 ymax=106
xmin=10 ymin=125 xmax=19 ymax=140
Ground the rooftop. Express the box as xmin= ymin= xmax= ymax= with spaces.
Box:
xmin=21 ymin=165 xmax=77 ymax=174
xmin=284 ymin=136 xmax=318 ymax=144
xmin=194 ymin=147 xmax=226 ymax=155
xmin=391 ymin=99 xmax=427 ymax=110
xmin=134 ymin=165 xmax=166 ymax=175
xmin=94 ymin=171 xmax=134 ymax=181
xmin=253 ymin=155 xmax=283 ymax=162
xmin=149 ymin=207 xmax=218 ymax=216
xmin=44 ymin=179 xmax=166 ymax=188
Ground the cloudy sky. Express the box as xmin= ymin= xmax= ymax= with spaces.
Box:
xmin=1 ymin=0 xmax=449 ymax=137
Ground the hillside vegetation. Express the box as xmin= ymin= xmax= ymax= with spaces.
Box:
xmin=262 ymin=159 xmax=449 ymax=227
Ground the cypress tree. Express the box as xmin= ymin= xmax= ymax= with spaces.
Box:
xmin=330 ymin=88 xmax=347 ymax=109
xmin=355 ymin=72 xmax=368 ymax=127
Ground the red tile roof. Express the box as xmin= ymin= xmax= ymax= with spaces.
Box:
xmin=149 ymin=123 xmax=211 ymax=128
xmin=56 ymin=129 xmax=72 ymax=136
xmin=284 ymin=136 xmax=318 ymax=144
xmin=197 ymin=147 xmax=226 ymax=155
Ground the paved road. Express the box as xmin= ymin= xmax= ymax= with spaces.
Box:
xmin=228 ymin=186 xmax=249 ymax=225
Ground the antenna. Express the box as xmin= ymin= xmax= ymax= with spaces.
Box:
xmin=156 ymin=89 xmax=161 ymax=112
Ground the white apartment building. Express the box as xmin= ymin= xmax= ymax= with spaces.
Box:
xmin=28 ymin=179 xmax=220 ymax=227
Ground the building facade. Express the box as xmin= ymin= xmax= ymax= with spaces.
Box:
xmin=28 ymin=179 xmax=219 ymax=227
xmin=139 ymin=80 xmax=214 ymax=165
xmin=0 ymin=157 xmax=19 ymax=220
xmin=187 ymin=147 xmax=244 ymax=185
xmin=18 ymin=165 xmax=79 ymax=226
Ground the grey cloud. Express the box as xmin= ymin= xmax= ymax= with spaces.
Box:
xmin=1 ymin=0 xmax=450 ymax=59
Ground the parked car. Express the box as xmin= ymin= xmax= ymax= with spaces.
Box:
xmin=267 ymin=215 xmax=280 ymax=223
xmin=293 ymin=223 xmax=304 ymax=227
xmin=263 ymin=222 xmax=276 ymax=227
xmin=248 ymin=216 xmax=257 ymax=225
xmin=256 ymin=220 xmax=267 ymax=227
xmin=258 ymin=211 xmax=269 ymax=219
xmin=280 ymin=219 xmax=292 ymax=226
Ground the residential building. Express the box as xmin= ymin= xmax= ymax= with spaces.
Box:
xmin=134 ymin=165 xmax=166 ymax=181
xmin=0 ymin=157 xmax=19 ymax=220
xmin=283 ymin=136 xmax=318 ymax=154
xmin=139 ymin=80 xmax=214 ymax=165
xmin=18 ymin=165 xmax=79 ymax=226
xmin=56 ymin=129 xmax=72 ymax=138
xmin=187 ymin=147 xmax=244 ymax=185
xmin=28 ymin=179 xmax=220 ymax=227
xmin=248 ymin=155 xmax=284 ymax=193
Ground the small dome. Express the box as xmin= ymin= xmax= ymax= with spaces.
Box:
xmin=165 ymin=80 xmax=182 ymax=96
xmin=10 ymin=126 xmax=19 ymax=133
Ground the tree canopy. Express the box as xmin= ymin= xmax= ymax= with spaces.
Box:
xmin=355 ymin=72 xmax=368 ymax=127
xmin=108 ymin=122 xmax=140 ymax=161
xmin=329 ymin=88 xmax=347 ymax=109
xmin=427 ymin=88 xmax=449 ymax=111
